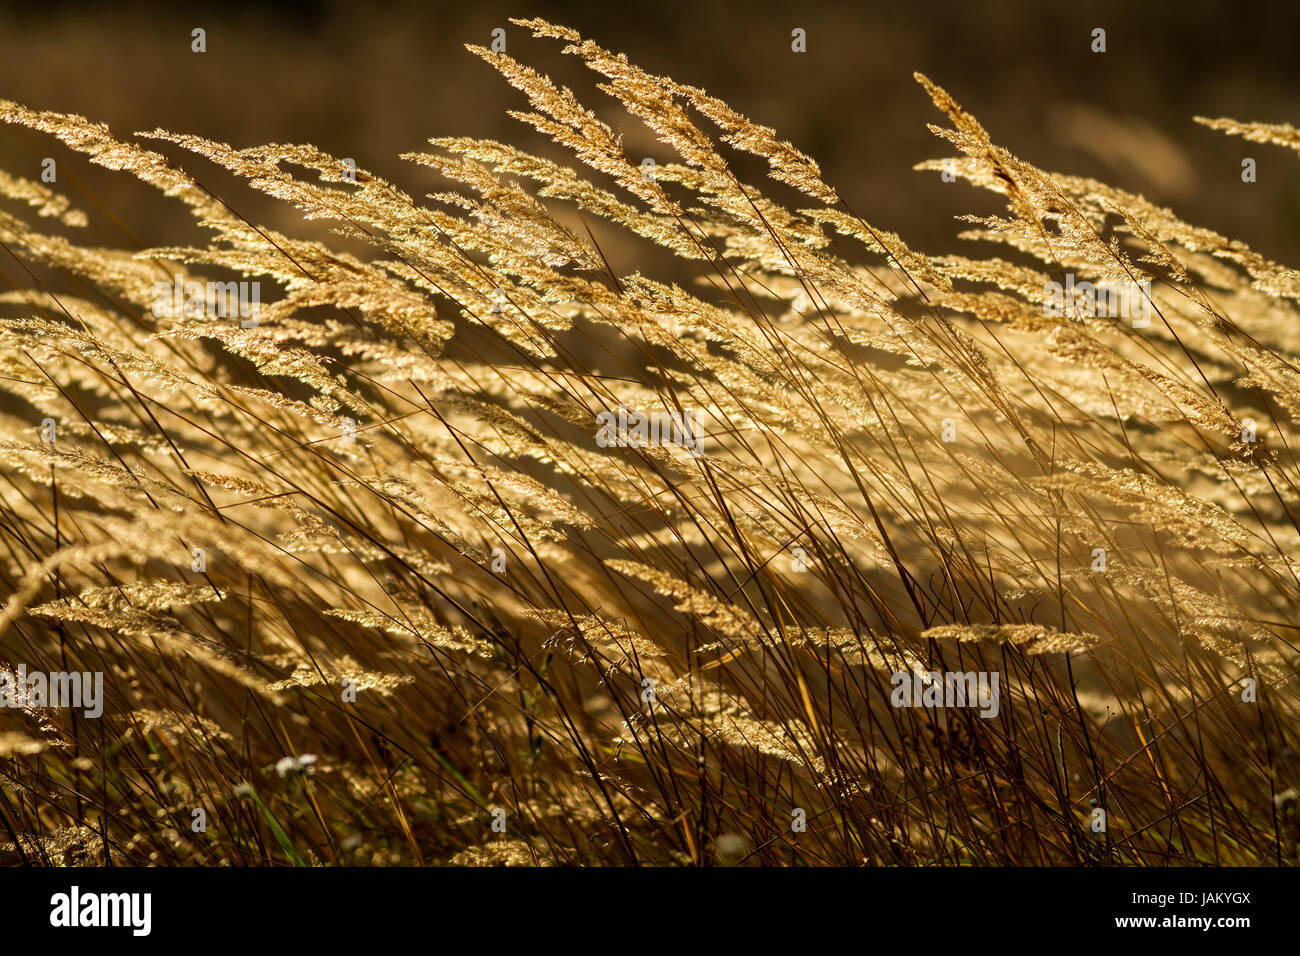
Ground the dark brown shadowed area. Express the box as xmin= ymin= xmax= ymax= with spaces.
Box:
xmin=1 ymin=0 xmax=1298 ymax=260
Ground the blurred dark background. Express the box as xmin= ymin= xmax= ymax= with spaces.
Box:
xmin=1 ymin=0 xmax=1299 ymax=264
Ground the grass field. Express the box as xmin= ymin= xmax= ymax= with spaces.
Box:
xmin=0 ymin=16 xmax=1297 ymax=866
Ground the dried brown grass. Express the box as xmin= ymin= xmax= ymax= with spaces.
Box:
xmin=0 ymin=18 xmax=1296 ymax=865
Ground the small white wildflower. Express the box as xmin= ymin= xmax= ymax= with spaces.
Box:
xmin=275 ymin=753 xmax=318 ymax=778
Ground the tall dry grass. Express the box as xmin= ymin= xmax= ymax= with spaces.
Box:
xmin=0 ymin=18 xmax=1296 ymax=865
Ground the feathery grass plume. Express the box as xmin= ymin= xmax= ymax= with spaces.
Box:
xmin=0 ymin=19 xmax=1296 ymax=866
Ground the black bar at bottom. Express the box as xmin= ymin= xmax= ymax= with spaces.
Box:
xmin=0 ymin=865 xmax=1282 ymax=944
